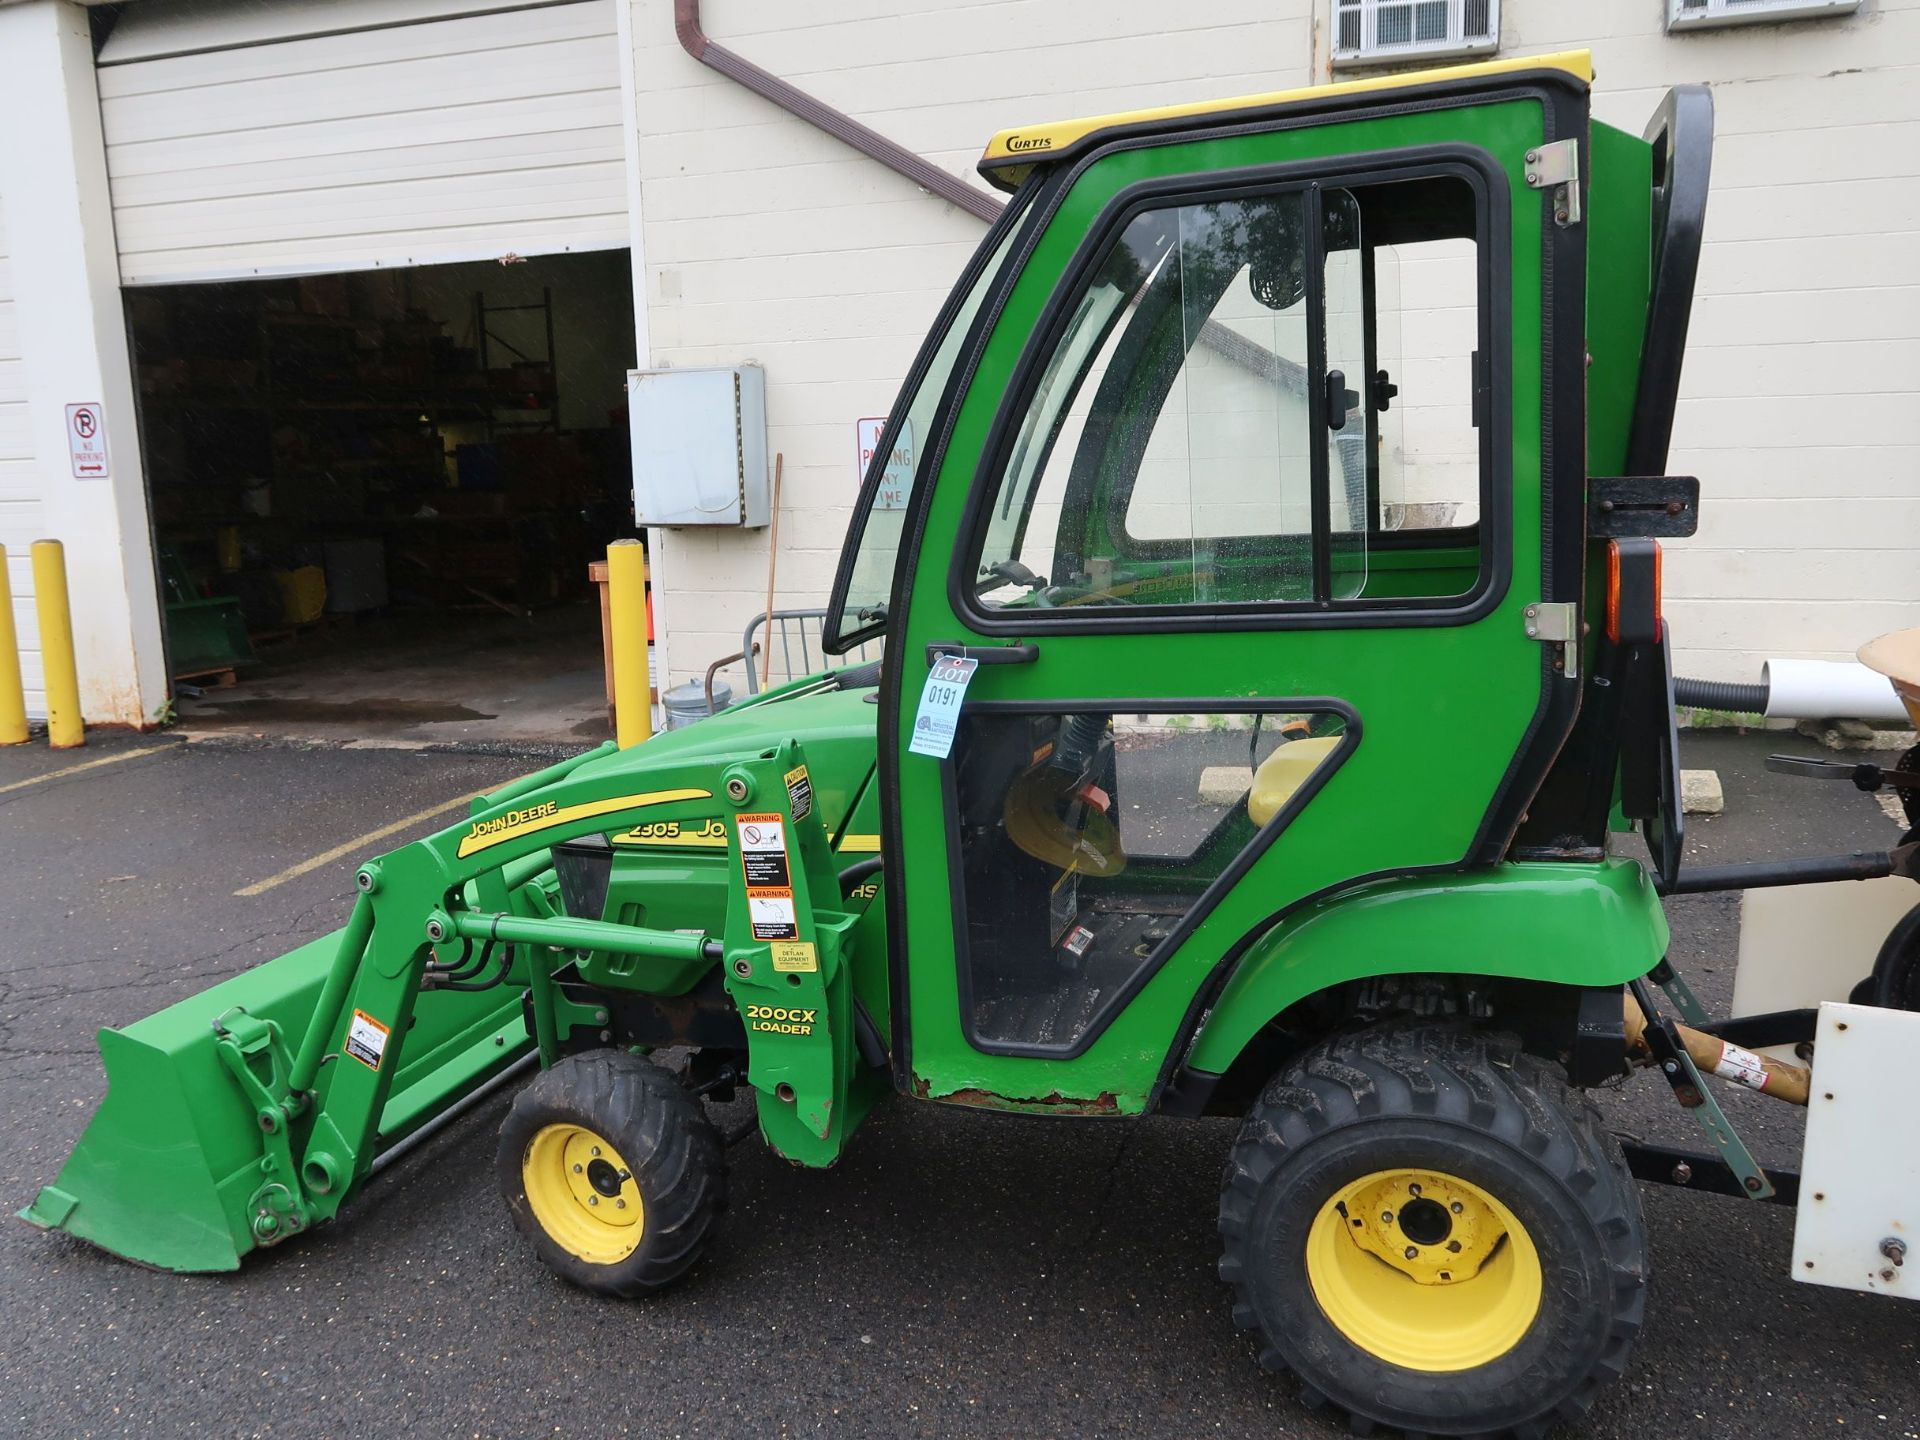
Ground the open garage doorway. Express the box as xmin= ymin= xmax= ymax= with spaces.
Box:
xmin=128 ymin=249 xmax=640 ymax=747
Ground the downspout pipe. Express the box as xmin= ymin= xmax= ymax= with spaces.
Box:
xmin=673 ymin=0 xmax=1001 ymax=223
xmin=671 ymin=1 xmax=1301 ymax=395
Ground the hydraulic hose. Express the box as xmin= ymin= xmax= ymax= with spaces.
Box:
xmin=839 ymin=857 xmax=883 ymax=893
xmin=1672 ymin=676 xmax=1767 ymax=715
xmin=439 ymin=940 xmax=514 ymax=993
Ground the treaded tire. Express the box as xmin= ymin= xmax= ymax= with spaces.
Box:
xmin=498 ymin=1049 xmax=725 ymax=1297
xmin=1870 ymin=903 xmax=1920 ymax=1011
xmin=1218 ymin=1025 xmax=1647 ymax=1439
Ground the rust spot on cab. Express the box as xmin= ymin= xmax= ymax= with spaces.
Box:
xmin=913 ymin=1079 xmax=1121 ymax=1115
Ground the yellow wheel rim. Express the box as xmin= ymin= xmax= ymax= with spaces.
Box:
xmin=1305 ymin=1167 xmax=1542 ymax=1372
xmin=521 ymin=1123 xmax=645 ymax=1265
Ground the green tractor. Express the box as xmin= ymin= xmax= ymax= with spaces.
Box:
xmin=26 ymin=50 xmax=1920 ymax=1439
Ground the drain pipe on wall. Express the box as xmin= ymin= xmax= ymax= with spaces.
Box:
xmin=672 ymin=0 xmax=1003 ymax=223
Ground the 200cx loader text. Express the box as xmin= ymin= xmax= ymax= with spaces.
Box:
xmin=26 ymin=52 xmax=1920 ymax=1439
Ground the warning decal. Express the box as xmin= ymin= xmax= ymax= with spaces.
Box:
xmin=748 ymin=894 xmax=799 ymax=941
xmin=344 ymin=1009 xmax=390 ymax=1071
xmin=784 ymin=765 xmax=814 ymax=824
xmin=739 ymin=814 xmax=800 ymax=940
xmin=738 ymin=816 xmax=792 ymax=889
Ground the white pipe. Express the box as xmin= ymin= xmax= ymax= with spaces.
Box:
xmin=1761 ymin=659 xmax=1910 ymax=724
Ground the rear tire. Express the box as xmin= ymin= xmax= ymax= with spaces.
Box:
xmin=1870 ymin=903 xmax=1920 ymax=1011
xmin=498 ymin=1049 xmax=725 ymax=1297
xmin=1218 ymin=1025 xmax=1646 ymax=1439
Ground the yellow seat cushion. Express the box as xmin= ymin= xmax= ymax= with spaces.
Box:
xmin=1248 ymin=735 xmax=1341 ymax=827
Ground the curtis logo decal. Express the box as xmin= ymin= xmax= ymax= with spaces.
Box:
xmin=1005 ymin=133 xmax=1052 ymax=152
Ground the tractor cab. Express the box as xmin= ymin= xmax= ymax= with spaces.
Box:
xmin=824 ymin=49 xmax=1682 ymax=1113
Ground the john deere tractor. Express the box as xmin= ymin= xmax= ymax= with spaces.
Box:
xmin=26 ymin=51 xmax=1920 ymax=1439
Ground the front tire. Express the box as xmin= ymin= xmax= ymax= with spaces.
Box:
xmin=498 ymin=1049 xmax=725 ymax=1296
xmin=1219 ymin=1025 xmax=1646 ymax=1439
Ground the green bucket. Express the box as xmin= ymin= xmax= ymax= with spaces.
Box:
xmin=22 ymin=927 xmax=530 ymax=1273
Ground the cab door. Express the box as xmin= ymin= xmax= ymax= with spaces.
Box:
xmin=879 ymin=76 xmax=1588 ymax=1109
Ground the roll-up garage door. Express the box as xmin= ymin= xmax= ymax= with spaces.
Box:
xmin=96 ymin=0 xmax=629 ymax=286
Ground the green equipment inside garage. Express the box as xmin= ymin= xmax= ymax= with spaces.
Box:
xmin=26 ymin=51 xmax=1920 ymax=1440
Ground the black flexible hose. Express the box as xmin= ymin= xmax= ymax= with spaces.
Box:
xmin=425 ymin=936 xmax=488 ymax=984
xmin=440 ymin=939 xmax=515 ymax=992
xmin=839 ymin=857 xmax=883 ymax=892
xmin=1672 ymin=676 xmax=1768 ymax=715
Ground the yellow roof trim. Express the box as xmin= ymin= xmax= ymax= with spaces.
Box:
xmin=979 ymin=50 xmax=1593 ymax=177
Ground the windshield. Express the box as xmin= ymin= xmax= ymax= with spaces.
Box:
xmin=824 ymin=197 xmax=1032 ymax=651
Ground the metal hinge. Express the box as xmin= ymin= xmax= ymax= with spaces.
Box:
xmin=1524 ymin=601 xmax=1579 ymax=680
xmin=1524 ymin=139 xmax=1581 ymax=227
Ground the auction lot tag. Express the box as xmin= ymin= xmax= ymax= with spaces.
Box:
xmin=908 ymin=655 xmax=977 ymax=759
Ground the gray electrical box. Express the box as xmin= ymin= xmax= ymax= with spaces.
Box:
xmin=628 ymin=365 xmax=769 ymax=527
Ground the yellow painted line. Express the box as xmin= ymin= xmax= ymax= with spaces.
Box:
xmin=236 ymin=788 xmax=497 ymax=898
xmin=0 ymin=745 xmax=168 ymax=798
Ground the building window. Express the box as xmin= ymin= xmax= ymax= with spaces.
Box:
xmin=1667 ymin=0 xmax=1860 ymax=29
xmin=1332 ymin=0 xmax=1499 ymax=68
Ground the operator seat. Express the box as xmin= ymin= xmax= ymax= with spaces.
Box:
xmin=1247 ymin=736 xmax=1342 ymax=827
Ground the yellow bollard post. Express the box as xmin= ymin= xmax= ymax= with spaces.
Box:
xmin=606 ymin=539 xmax=653 ymax=748
xmin=0 ymin=546 xmax=27 ymax=745
xmin=30 ymin=540 xmax=84 ymax=749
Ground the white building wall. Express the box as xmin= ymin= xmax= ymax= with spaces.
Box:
xmin=0 ymin=0 xmax=169 ymax=727
xmin=632 ymin=0 xmax=1919 ymax=688
xmin=1511 ymin=0 xmax=1920 ymax=677
xmin=0 ymin=195 xmax=46 ymax=714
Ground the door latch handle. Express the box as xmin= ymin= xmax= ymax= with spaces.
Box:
xmin=924 ymin=642 xmax=1039 ymax=666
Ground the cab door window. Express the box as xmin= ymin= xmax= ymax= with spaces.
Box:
xmin=964 ymin=171 xmax=1490 ymax=620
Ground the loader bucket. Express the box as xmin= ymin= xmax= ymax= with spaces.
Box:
xmin=21 ymin=925 xmax=530 ymax=1272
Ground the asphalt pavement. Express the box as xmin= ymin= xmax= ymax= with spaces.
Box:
xmin=1 ymin=729 xmax=1916 ymax=1439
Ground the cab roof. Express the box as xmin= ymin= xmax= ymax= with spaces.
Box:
xmin=977 ymin=50 xmax=1594 ymax=192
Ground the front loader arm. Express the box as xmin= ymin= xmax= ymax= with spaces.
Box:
xmin=24 ymin=737 xmax=862 ymax=1272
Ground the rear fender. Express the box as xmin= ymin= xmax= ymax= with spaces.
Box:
xmin=1184 ymin=859 xmax=1668 ymax=1075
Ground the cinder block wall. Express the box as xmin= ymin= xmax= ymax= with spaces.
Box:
xmin=632 ymin=0 xmax=1920 ymax=688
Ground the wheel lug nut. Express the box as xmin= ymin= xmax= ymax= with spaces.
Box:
xmin=616 ymin=1199 xmax=626 ymax=1209
xmin=1381 ymin=1211 xmax=1393 ymax=1224
xmin=588 ymin=1196 xmax=598 ymax=1206
xmin=1404 ymin=1246 xmax=1419 ymax=1260
xmin=1407 ymin=1183 xmax=1422 ymax=1197
xmin=591 ymin=1146 xmax=601 ymax=1156
xmin=573 ymin=1164 xmax=583 ymax=1174
xmin=1450 ymin=1201 xmax=1463 ymax=1214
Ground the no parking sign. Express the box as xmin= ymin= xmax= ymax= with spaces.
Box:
xmin=65 ymin=403 xmax=108 ymax=479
